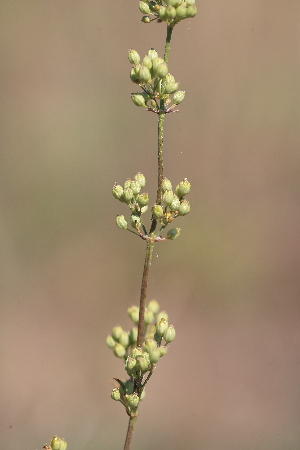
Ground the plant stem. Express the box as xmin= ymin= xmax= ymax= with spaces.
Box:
xmin=164 ymin=25 xmax=173 ymax=64
xmin=123 ymin=415 xmax=138 ymax=450
xmin=137 ymin=239 xmax=155 ymax=347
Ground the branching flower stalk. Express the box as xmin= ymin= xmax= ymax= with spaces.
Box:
xmin=108 ymin=2 xmax=198 ymax=450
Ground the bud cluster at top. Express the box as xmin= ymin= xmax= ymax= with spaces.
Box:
xmin=138 ymin=0 xmax=197 ymax=26
xmin=129 ymin=48 xmax=185 ymax=113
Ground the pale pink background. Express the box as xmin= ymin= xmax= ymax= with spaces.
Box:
xmin=1 ymin=1 xmax=299 ymax=449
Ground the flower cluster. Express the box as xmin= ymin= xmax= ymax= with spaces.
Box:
xmin=107 ymin=299 xmax=176 ymax=416
xmin=129 ymin=48 xmax=185 ymax=113
xmin=113 ymin=173 xmax=191 ymax=240
xmin=139 ymin=0 xmax=197 ymax=25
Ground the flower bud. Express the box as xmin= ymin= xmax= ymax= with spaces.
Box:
xmin=139 ymin=1 xmax=151 ymax=14
xmin=142 ymin=338 xmax=157 ymax=353
xmin=166 ymin=227 xmax=181 ymax=240
xmin=126 ymin=393 xmax=140 ymax=408
xmin=141 ymin=15 xmax=151 ymax=23
xmin=50 ymin=437 xmax=67 ymax=450
xmin=186 ymin=0 xmax=195 ymax=5
xmin=112 ymin=325 xmax=123 ymax=341
xmin=142 ymin=55 xmax=152 ymax=70
xmin=134 ymin=172 xmax=146 ymax=187
xmin=123 ymin=187 xmax=134 ymax=203
xmin=178 ymin=200 xmax=190 ymax=216
xmin=131 ymin=346 xmax=143 ymax=359
xmin=165 ymin=5 xmax=176 ymax=19
xmin=163 ymin=325 xmax=176 ymax=343
xmin=144 ymin=308 xmax=154 ymax=325
xmin=152 ymin=204 xmax=164 ymax=219
xmin=162 ymin=177 xmax=172 ymax=192
xmin=176 ymin=3 xmax=187 ymax=19
xmin=151 ymin=57 xmax=165 ymax=76
xmin=156 ymin=62 xmax=169 ymax=79
xmin=124 ymin=179 xmax=132 ymax=189
xmin=147 ymin=299 xmax=160 ymax=314
xmin=156 ymin=318 xmax=169 ymax=336
xmin=112 ymin=184 xmax=124 ymax=200
xmin=159 ymin=346 xmax=168 ymax=356
xmin=111 ymin=388 xmax=121 ymax=401
xmin=156 ymin=311 xmax=169 ymax=323
xmin=113 ymin=342 xmax=126 ymax=358
xmin=131 ymin=93 xmax=147 ymax=107
xmin=130 ymin=180 xmax=142 ymax=195
xmin=147 ymin=48 xmax=158 ymax=61
xmin=130 ymin=68 xmax=139 ymax=83
xmin=166 ymin=73 xmax=176 ymax=83
xmin=116 ymin=215 xmax=128 ymax=230
xmin=106 ymin=335 xmax=116 ymax=349
xmin=129 ymin=327 xmax=138 ymax=345
xmin=176 ymin=178 xmax=191 ymax=198
xmin=164 ymin=81 xmax=179 ymax=94
xmin=119 ymin=331 xmax=130 ymax=348
xmin=127 ymin=305 xmax=140 ymax=323
xmin=162 ymin=189 xmax=174 ymax=206
xmin=130 ymin=213 xmax=141 ymax=229
xmin=141 ymin=205 xmax=148 ymax=214
xmin=125 ymin=356 xmax=138 ymax=375
xmin=157 ymin=6 xmax=167 ymax=20
xmin=137 ymin=354 xmax=150 ymax=372
xmin=136 ymin=192 xmax=149 ymax=207
xmin=186 ymin=5 xmax=197 ymax=17
xmin=138 ymin=65 xmax=151 ymax=83
xmin=173 ymin=90 xmax=185 ymax=105
xmin=149 ymin=347 xmax=161 ymax=364
xmin=128 ymin=49 xmax=140 ymax=65
xmin=170 ymin=195 xmax=180 ymax=211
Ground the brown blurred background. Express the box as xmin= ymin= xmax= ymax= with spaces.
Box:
xmin=1 ymin=1 xmax=300 ymax=449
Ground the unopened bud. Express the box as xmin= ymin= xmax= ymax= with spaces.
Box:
xmin=163 ymin=325 xmax=176 ymax=343
xmin=113 ymin=342 xmax=126 ymax=358
xmin=131 ymin=93 xmax=147 ymax=107
xmin=112 ymin=184 xmax=124 ymax=200
xmin=127 ymin=306 xmax=140 ymax=323
xmin=162 ymin=177 xmax=172 ymax=192
xmin=111 ymin=388 xmax=121 ymax=401
xmin=147 ymin=299 xmax=160 ymax=314
xmin=141 ymin=15 xmax=151 ymax=23
xmin=176 ymin=178 xmax=191 ymax=198
xmin=156 ymin=318 xmax=169 ymax=336
xmin=139 ymin=1 xmax=151 ymax=14
xmin=176 ymin=3 xmax=187 ymax=19
xmin=156 ymin=62 xmax=169 ymax=79
xmin=152 ymin=204 xmax=164 ymax=219
xmin=147 ymin=48 xmax=158 ymax=61
xmin=128 ymin=49 xmax=140 ymax=65
xmin=162 ymin=189 xmax=174 ymax=206
xmin=106 ymin=335 xmax=116 ymax=349
xmin=116 ymin=215 xmax=128 ymax=230
xmin=134 ymin=172 xmax=146 ymax=187
xmin=173 ymin=90 xmax=185 ymax=105
xmin=166 ymin=227 xmax=181 ymax=240
xmin=186 ymin=5 xmax=197 ymax=17
xmin=178 ymin=200 xmax=190 ymax=216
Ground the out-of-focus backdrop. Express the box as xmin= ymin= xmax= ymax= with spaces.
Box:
xmin=1 ymin=1 xmax=299 ymax=449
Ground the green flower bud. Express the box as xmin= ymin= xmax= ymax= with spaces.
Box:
xmin=151 ymin=57 xmax=165 ymax=76
xmin=159 ymin=346 xmax=168 ymax=356
xmin=176 ymin=178 xmax=191 ymax=198
xmin=139 ymin=1 xmax=151 ymax=14
xmin=125 ymin=356 xmax=138 ymax=375
xmin=163 ymin=325 xmax=176 ymax=343
xmin=162 ymin=189 xmax=174 ymax=206
xmin=164 ymin=81 xmax=179 ymax=94
xmin=176 ymin=3 xmax=187 ymax=19
xmin=126 ymin=393 xmax=140 ymax=408
xmin=156 ymin=311 xmax=169 ymax=323
xmin=106 ymin=335 xmax=116 ymax=349
xmin=116 ymin=215 xmax=128 ymax=230
xmin=134 ymin=172 xmax=146 ymax=187
xmin=112 ymin=325 xmax=123 ymax=341
xmin=130 ymin=180 xmax=142 ymax=195
xmin=138 ymin=65 xmax=151 ymax=84
xmin=113 ymin=342 xmax=126 ymax=358
xmin=137 ymin=354 xmax=150 ymax=372
xmin=127 ymin=306 xmax=140 ymax=323
xmin=147 ymin=299 xmax=160 ymax=314
xmin=141 ymin=205 xmax=148 ymax=214
xmin=131 ymin=346 xmax=143 ymax=359
xmin=186 ymin=0 xmax=195 ymax=5
xmin=112 ymin=184 xmax=124 ymax=200
xmin=137 ymin=192 xmax=149 ymax=207
xmin=149 ymin=347 xmax=161 ymax=364
xmin=170 ymin=195 xmax=180 ymax=211
xmin=144 ymin=308 xmax=154 ymax=325
xmin=173 ymin=90 xmax=185 ymax=105
xmin=130 ymin=67 xmax=139 ymax=83
xmin=123 ymin=187 xmax=134 ymax=203
xmin=152 ymin=204 xmax=164 ymax=219
xmin=119 ymin=331 xmax=130 ymax=348
xmin=111 ymin=387 xmax=121 ymax=401
xmin=165 ymin=5 xmax=176 ymax=19
xmin=156 ymin=62 xmax=169 ymax=79
xmin=162 ymin=177 xmax=172 ymax=192
xmin=147 ymin=48 xmax=158 ymax=61
xmin=130 ymin=213 xmax=141 ymax=229
xmin=186 ymin=5 xmax=197 ymax=17
xmin=166 ymin=227 xmax=181 ymax=239
xmin=165 ymin=73 xmax=176 ymax=83
xmin=128 ymin=49 xmax=140 ymax=65
xmin=131 ymin=93 xmax=147 ymax=107
xmin=157 ymin=6 xmax=167 ymax=20
xmin=124 ymin=179 xmax=132 ymax=189
xmin=142 ymin=55 xmax=152 ymax=70
xmin=142 ymin=338 xmax=157 ymax=353
xmin=178 ymin=199 xmax=190 ymax=216
xmin=141 ymin=15 xmax=151 ymax=23
xmin=156 ymin=318 xmax=169 ymax=336
xmin=50 ymin=437 xmax=67 ymax=450
xmin=129 ymin=327 xmax=138 ymax=345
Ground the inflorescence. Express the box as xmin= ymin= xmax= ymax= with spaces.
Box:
xmin=138 ymin=0 xmax=197 ymax=25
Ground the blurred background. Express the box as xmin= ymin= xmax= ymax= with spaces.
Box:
xmin=1 ymin=1 xmax=300 ymax=449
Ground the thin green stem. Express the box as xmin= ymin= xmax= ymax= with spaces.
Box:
xmin=123 ymin=415 xmax=138 ymax=450
xmin=137 ymin=239 xmax=155 ymax=347
xmin=164 ymin=25 xmax=173 ymax=64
